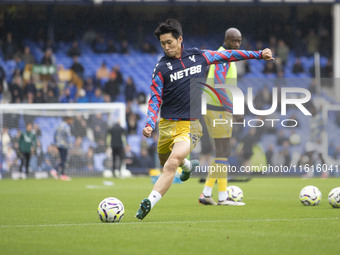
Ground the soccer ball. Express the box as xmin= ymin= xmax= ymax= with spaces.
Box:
xmin=227 ymin=186 xmax=243 ymax=202
xmin=299 ymin=186 xmax=322 ymax=206
xmin=328 ymin=187 xmax=340 ymax=208
xmin=97 ymin=197 xmax=124 ymax=223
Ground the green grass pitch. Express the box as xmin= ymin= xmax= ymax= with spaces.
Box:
xmin=0 ymin=176 xmax=339 ymax=255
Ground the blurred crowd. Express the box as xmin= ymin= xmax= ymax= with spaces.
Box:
xmin=0 ymin=5 xmax=337 ymax=175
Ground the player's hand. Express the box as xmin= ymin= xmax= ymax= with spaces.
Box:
xmin=262 ymin=48 xmax=275 ymax=61
xmin=142 ymin=126 xmax=153 ymax=138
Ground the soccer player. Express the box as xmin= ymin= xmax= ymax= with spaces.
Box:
xmin=18 ymin=123 xmax=37 ymax=178
xmin=199 ymin=28 xmax=245 ymax=206
xmin=108 ymin=121 xmax=126 ymax=177
xmin=136 ymin=19 xmax=274 ymax=220
xmin=51 ymin=116 xmax=73 ymax=181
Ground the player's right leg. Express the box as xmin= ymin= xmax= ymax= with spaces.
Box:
xmin=136 ymin=141 xmax=190 ymax=220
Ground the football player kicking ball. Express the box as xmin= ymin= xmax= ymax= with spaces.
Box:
xmin=136 ymin=19 xmax=274 ymax=220
xmin=199 ymin=28 xmax=245 ymax=206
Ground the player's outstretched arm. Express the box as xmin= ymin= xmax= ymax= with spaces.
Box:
xmin=203 ymin=48 xmax=274 ymax=65
xmin=143 ymin=126 xmax=153 ymax=138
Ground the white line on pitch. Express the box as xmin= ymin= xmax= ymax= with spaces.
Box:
xmin=0 ymin=217 xmax=338 ymax=229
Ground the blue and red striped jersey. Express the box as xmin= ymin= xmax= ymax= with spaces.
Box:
xmin=146 ymin=46 xmax=262 ymax=129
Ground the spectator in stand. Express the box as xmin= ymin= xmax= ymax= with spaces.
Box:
xmin=9 ymin=76 xmax=23 ymax=103
xmin=70 ymin=56 xmax=84 ymax=80
xmin=292 ymin=57 xmax=305 ymax=74
xmin=12 ymin=68 xmax=23 ymax=85
xmin=92 ymin=34 xmax=107 ymax=53
xmin=263 ymin=61 xmax=277 ymax=74
xmin=43 ymin=144 xmax=59 ymax=172
xmin=34 ymin=140 xmax=44 ymax=171
xmin=104 ymin=75 xmax=120 ymax=102
xmin=321 ymin=59 xmax=333 ymax=78
xmin=141 ymin=42 xmax=158 ymax=54
xmin=77 ymin=89 xmax=89 ymax=103
xmin=137 ymin=92 xmax=147 ymax=104
xmin=22 ymin=46 xmax=36 ymax=65
xmin=124 ymin=76 xmax=137 ymax=102
xmin=69 ymin=136 xmax=85 ymax=170
xmin=139 ymin=148 xmax=154 ymax=169
xmin=319 ymin=28 xmax=331 ymax=58
xmin=84 ymin=77 xmax=95 ymax=99
xmin=95 ymin=139 xmax=107 ymax=154
xmin=0 ymin=65 xmax=6 ymax=86
xmin=106 ymin=39 xmax=117 ymax=53
xmin=85 ymin=146 xmax=95 ymax=171
xmin=269 ymin=36 xmax=277 ymax=50
xmin=25 ymin=92 xmax=34 ymax=104
xmin=44 ymin=38 xmax=56 ymax=52
xmin=280 ymin=140 xmax=291 ymax=166
xmin=2 ymin=32 xmax=17 ymax=60
xmin=12 ymin=130 xmax=21 ymax=158
xmin=276 ymin=39 xmax=289 ymax=67
xmin=41 ymin=80 xmax=51 ymax=101
xmin=33 ymin=123 xmax=42 ymax=138
xmin=5 ymin=146 xmax=18 ymax=172
xmin=126 ymin=112 xmax=140 ymax=135
xmin=65 ymin=83 xmax=77 ymax=100
xmin=34 ymin=90 xmax=45 ymax=103
xmin=91 ymin=113 xmax=107 ymax=141
xmin=71 ymin=115 xmax=87 ymax=138
xmin=266 ymin=144 xmax=274 ymax=166
xmin=41 ymin=48 xmax=55 ymax=66
xmin=111 ymin=65 xmax=123 ymax=85
xmin=83 ymin=27 xmax=97 ymax=46
xmin=2 ymin=128 xmax=12 ymax=153
xmin=67 ymin=40 xmax=81 ymax=57
xmin=120 ymin=39 xmax=129 ymax=54
xmin=125 ymin=144 xmax=139 ymax=169
xmin=96 ymin=62 xmax=110 ymax=81
xmin=14 ymin=55 xmax=25 ymax=74
xmin=293 ymin=29 xmax=305 ymax=56
xmin=253 ymin=84 xmax=270 ymax=110
xmin=91 ymin=87 xmax=105 ymax=103
xmin=276 ymin=129 xmax=288 ymax=146
xmin=241 ymin=127 xmax=258 ymax=167
xmin=46 ymin=89 xmax=58 ymax=103
xmin=60 ymin=85 xmax=77 ymax=103
xmin=103 ymin=93 xmax=111 ymax=103
xmin=24 ymin=77 xmax=37 ymax=97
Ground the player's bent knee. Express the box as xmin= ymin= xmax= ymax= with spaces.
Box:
xmin=164 ymin=157 xmax=181 ymax=172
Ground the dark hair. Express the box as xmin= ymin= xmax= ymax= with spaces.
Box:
xmin=154 ymin=19 xmax=183 ymax=41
